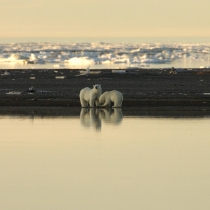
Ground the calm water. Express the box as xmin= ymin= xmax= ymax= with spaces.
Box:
xmin=1 ymin=109 xmax=210 ymax=210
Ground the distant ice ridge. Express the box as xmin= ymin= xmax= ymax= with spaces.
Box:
xmin=0 ymin=42 xmax=210 ymax=68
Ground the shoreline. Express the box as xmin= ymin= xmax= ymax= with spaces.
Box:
xmin=0 ymin=68 xmax=210 ymax=116
xmin=0 ymin=106 xmax=210 ymax=118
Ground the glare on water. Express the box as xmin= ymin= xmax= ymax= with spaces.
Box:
xmin=1 ymin=42 xmax=210 ymax=69
xmin=0 ymin=111 xmax=210 ymax=210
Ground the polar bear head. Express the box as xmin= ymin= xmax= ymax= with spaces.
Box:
xmin=93 ymin=84 xmax=102 ymax=96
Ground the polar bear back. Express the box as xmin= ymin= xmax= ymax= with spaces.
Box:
xmin=110 ymin=90 xmax=123 ymax=100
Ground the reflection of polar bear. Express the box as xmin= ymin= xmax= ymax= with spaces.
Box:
xmin=80 ymin=108 xmax=101 ymax=130
xmin=79 ymin=84 xmax=102 ymax=107
xmin=99 ymin=108 xmax=123 ymax=125
xmin=99 ymin=90 xmax=123 ymax=108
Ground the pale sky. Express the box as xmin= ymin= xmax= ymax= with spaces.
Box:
xmin=1 ymin=0 xmax=210 ymax=42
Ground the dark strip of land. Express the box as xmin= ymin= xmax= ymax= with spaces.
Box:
xmin=0 ymin=68 xmax=210 ymax=110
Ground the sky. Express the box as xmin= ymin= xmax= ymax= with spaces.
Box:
xmin=1 ymin=0 xmax=210 ymax=42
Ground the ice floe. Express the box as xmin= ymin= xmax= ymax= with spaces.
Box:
xmin=0 ymin=42 xmax=210 ymax=69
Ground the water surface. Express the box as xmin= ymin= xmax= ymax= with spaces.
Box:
xmin=0 ymin=112 xmax=210 ymax=210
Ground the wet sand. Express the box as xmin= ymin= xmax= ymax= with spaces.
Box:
xmin=0 ymin=68 xmax=210 ymax=116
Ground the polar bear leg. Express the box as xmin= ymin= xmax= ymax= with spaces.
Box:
xmin=112 ymin=98 xmax=122 ymax=107
xmin=95 ymin=99 xmax=99 ymax=107
xmin=80 ymin=94 xmax=88 ymax=107
xmin=89 ymin=97 xmax=96 ymax=107
xmin=80 ymin=98 xmax=88 ymax=107
xmin=112 ymin=92 xmax=123 ymax=107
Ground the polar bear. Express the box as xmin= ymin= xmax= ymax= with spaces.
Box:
xmin=79 ymin=84 xmax=102 ymax=107
xmin=99 ymin=90 xmax=123 ymax=108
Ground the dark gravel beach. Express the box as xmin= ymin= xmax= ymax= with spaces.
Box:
xmin=0 ymin=68 xmax=210 ymax=116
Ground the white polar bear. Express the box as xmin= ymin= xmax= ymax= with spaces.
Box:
xmin=99 ymin=90 xmax=123 ymax=107
xmin=79 ymin=84 xmax=102 ymax=107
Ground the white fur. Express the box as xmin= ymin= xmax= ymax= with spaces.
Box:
xmin=79 ymin=84 xmax=102 ymax=107
xmin=99 ymin=90 xmax=123 ymax=107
